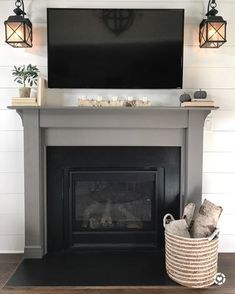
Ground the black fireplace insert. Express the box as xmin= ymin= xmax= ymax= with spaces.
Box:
xmin=47 ymin=147 xmax=180 ymax=253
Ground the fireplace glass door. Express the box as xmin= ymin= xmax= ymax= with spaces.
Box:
xmin=70 ymin=171 xmax=159 ymax=248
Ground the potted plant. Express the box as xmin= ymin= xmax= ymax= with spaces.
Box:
xmin=12 ymin=64 xmax=40 ymax=98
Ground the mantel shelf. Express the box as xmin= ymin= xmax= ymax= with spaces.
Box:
xmin=7 ymin=105 xmax=219 ymax=111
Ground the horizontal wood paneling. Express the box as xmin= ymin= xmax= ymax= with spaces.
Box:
xmin=0 ymin=235 xmax=24 ymax=253
xmin=0 ymin=67 xmax=47 ymax=88
xmin=1 ymin=22 xmax=234 ymax=47
xmin=0 ymin=195 xmax=24 ymax=214
xmin=1 ymin=0 xmax=231 ymax=23
xmin=2 ymin=44 xmax=235 ymax=69
xmin=45 ymin=88 xmax=183 ymax=107
xmin=203 ymin=152 xmax=235 ymax=173
xmin=0 ymin=88 xmax=19 ymax=109
xmin=211 ymin=111 xmax=235 ymax=131
xmin=2 ymin=67 xmax=234 ymax=90
xmin=203 ymin=173 xmax=235 ymax=194
xmin=219 ymin=214 xmax=235 ymax=235
xmin=202 ymin=194 xmax=235 ymax=214
xmin=0 ymin=1 xmax=235 ymax=47
xmin=0 ymin=45 xmax=47 ymax=67
xmin=44 ymin=89 xmax=235 ymax=109
xmin=204 ymin=131 xmax=235 ymax=152
xmin=1 ymin=0 xmax=235 ymax=23
xmin=2 ymin=88 xmax=235 ymax=110
xmin=184 ymin=68 xmax=235 ymax=89
xmin=0 ymin=110 xmax=23 ymax=131
xmin=0 ymin=131 xmax=23 ymax=152
xmin=205 ymin=91 xmax=235 ymax=110
xmin=219 ymin=234 xmax=235 ymax=252
xmin=0 ymin=173 xmax=24 ymax=194
xmin=0 ymin=152 xmax=23 ymax=173
xmin=0 ymin=213 xmax=24 ymax=235
xmin=184 ymin=46 xmax=235 ymax=68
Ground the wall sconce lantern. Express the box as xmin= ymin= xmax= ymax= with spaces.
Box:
xmin=4 ymin=0 xmax=32 ymax=48
xmin=199 ymin=0 xmax=227 ymax=48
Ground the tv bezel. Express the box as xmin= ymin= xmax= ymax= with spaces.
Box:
xmin=47 ymin=8 xmax=185 ymax=89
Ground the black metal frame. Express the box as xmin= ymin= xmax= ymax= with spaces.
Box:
xmin=4 ymin=0 xmax=32 ymax=48
xmin=199 ymin=0 xmax=227 ymax=48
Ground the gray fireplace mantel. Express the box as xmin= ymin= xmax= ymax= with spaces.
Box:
xmin=9 ymin=106 xmax=216 ymax=258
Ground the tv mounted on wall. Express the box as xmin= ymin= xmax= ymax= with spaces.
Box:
xmin=47 ymin=9 xmax=184 ymax=89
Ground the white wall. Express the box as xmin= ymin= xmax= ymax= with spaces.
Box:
xmin=0 ymin=0 xmax=235 ymax=253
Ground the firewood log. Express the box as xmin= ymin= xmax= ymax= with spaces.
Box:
xmin=190 ymin=199 xmax=223 ymax=238
xmin=182 ymin=203 xmax=195 ymax=228
xmin=164 ymin=217 xmax=190 ymax=238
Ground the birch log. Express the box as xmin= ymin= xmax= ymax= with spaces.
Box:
xmin=165 ymin=219 xmax=190 ymax=238
xmin=190 ymin=199 xmax=223 ymax=238
xmin=182 ymin=203 xmax=195 ymax=228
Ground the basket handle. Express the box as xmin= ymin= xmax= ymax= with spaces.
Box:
xmin=207 ymin=228 xmax=220 ymax=241
xmin=163 ymin=213 xmax=175 ymax=228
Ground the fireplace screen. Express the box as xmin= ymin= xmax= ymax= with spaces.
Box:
xmin=72 ymin=172 xmax=155 ymax=232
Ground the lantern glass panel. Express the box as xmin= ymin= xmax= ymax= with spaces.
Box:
xmin=200 ymin=23 xmax=207 ymax=46
xmin=25 ymin=23 xmax=32 ymax=46
xmin=208 ymin=22 xmax=225 ymax=41
xmin=6 ymin=22 xmax=24 ymax=43
xmin=5 ymin=21 xmax=32 ymax=48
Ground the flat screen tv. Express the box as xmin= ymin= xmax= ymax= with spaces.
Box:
xmin=47 ymin=9 xmax=184 ymax=89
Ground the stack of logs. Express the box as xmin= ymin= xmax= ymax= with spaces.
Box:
xmin=164 ymin=199 xmax=223 ymax=238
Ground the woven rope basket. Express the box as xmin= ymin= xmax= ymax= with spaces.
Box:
xmin=164 ymin=214 xmax=219 ymax=288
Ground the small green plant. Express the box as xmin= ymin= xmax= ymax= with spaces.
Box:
xmin=12 ymin=64 xmax=39 ymax=87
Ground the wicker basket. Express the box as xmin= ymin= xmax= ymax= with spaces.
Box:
xmin=163 ymin=214 xmax=219 ymax=288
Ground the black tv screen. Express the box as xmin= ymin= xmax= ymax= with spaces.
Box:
xmin=47 ymin=9 xmax=184 ymax=89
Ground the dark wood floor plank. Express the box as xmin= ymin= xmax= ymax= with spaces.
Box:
xmin=0 ymin=254 xmax=22 ymax=263
xmin=0 ymin=288 xmax=234 ymax=294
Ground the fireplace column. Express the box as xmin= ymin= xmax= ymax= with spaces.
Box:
xmin=185 ymin=110 xmax=209 ymax=207
xmin=20 ymin=109 xmax=44 ymax=258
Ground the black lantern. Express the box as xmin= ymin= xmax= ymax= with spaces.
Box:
xmin=199 ymin=0 xmax=227 ymax=48
xmin=4 ymin=0 xmax=32 ymax=48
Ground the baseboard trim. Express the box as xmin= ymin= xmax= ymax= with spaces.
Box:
xmin=24 ymin=246 xmax=43 ymax=258
xmin=0 ymin=251 xmax=24 ymax=254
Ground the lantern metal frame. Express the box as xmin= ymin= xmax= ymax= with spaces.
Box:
xmin=199 ymin=0 xmax=227 ymax=48
xmin=4 ymin=0 xmax=32 ymax=48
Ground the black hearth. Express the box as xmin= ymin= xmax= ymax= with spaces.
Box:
xmin=47 ymin=147 xmax=180 ymax=253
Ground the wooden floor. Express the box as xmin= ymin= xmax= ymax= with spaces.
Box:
xmin=0 ymin=253 xmax=235 ymax=294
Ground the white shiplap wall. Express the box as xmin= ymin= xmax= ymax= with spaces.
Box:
xmin=0 ymin=0 xmax=235 ymax=253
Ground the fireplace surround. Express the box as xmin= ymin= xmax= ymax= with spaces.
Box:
xmin=47 ymin=146 xmax=180 ymax=253
xmin=10 ymin=106 xmax=213 ymax=258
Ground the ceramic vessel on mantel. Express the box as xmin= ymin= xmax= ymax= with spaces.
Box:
xmin=19 ymin=87 xmax=31 ymax=98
